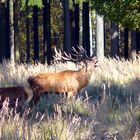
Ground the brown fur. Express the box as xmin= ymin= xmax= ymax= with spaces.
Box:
xmin=0 ymin=87 xmax=33 ymax=107
xmin=28 ymin=59 xmax=98 ymax=100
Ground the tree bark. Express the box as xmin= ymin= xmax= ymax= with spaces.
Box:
xmin=131 ymin=30 xmax=137 ymax=60
xmin=124 ymin=27 xmax=129 ymax=59
xmin=0 ymin=2 xmax=6 ymax=62
xmin=14 ymin=0 xmax=20 ymax=63
xmin=9 ymin=0 xmax=15 ymax=63
xmin=43 ymin=0 xmax=53 ymax=65
xmin=96 ymin=14 xmax=104 ymax=59
xmin=74 ymin=3 xmax=79 ymax=51
xmin=111 ymin=22 xmax=119 ymax=58
xmin=82 ymin=2 xmax=90 ymax=57
xmin=63 ymin=0 xmax=71 ymax=53
xmin=5 ymin=0 xmax=10 ymax=59
xmin=33 ymin=6 xmax=39 ymax=62
xmin=26 ymin=0 xmax=30 ymax=63
xmin=136 ymin=30 xmax=140 ymax=54
xmin=89 ymin=10 xmax=93 ymax=56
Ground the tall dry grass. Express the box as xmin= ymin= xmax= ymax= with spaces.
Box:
xmin=0 ymin=57 xmax=139 ymax=139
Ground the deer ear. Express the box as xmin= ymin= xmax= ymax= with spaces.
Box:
xmin=94 ymin=60 xmax=99 ymax=67
xmin=91 ymin=57 xmax=99 ymax=67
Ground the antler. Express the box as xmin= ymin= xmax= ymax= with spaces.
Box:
xmin=53 ymin=46 xmax=91 ymax=63
xmin=54 ymin=47 xmax=78 ymax=63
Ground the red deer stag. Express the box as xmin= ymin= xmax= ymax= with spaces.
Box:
xmin=28 ymin=47 xmax=98 ymax=101
xmin=0 ymin=87 xmax=33 ymax=107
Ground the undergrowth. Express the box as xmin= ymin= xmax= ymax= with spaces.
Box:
xmin=0 ymin=57 xmax=140 ymax=140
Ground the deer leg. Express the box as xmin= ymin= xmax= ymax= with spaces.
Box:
xmin=67 ymin=91 xmax=76 ymax=98
xmin=24 ymin=87 xmax=33 ymax=105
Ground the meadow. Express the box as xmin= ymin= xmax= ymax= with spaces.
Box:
xmin=0 ymin=57 xmax=140 ymax=140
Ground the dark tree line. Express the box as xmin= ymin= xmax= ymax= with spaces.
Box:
xmin=110 ymin=24 xmax=140 ymax=60
xmin=0 ymin=0 xmax=92 ymax=64
xmin=0 ymin=0 xmax=140 ymax=64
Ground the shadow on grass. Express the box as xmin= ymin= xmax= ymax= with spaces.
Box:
xmin=23 ymin=78 xmax=140 ymax=121
xmin=86 ymin=78 xmax=140 ymax=107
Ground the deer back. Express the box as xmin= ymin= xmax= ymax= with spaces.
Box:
xmin=28 ymin=71 xmax=80 ymax=95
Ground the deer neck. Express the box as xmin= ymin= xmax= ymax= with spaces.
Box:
xmin=81 ymin=66 xmax=93 ymax=78
xmin=76 ymin=67 xmax=92 ymax=88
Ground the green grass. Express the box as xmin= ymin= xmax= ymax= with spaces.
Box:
xmin=0 ymin=57 xmax=140 ymax=139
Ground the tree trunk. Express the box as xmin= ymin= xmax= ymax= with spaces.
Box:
xmin=131 ymin=30 xmax=137 ymax=60
xmin=96 ymin=14 xmax=104 ymax=59
xmin=82 ymin=2 xmax=90 ymax=57
xmin=14 ymin=0 xmax=20 ymax=63
xmin=111 ymin=22 xmax=119 ymax=58
xmin=33 ymin=6 xmax=39 ymax=62
xmin=0 ymin=2 xmax=6 ymax=62
xmin=74 ymin=3 xmax=79 ymax=51
xmin=124 ymin=27 xmax=129 ymax=59
xmin=5 ymin=0 xmax=15 ymax=63
xmin=136 ymin=30 xmax=140 ymax=54
xmin=43 ymin=0 xmax=53 ymax=65
xmin=26 ymin=0 xmax=30 ymax=63
xmin=9 ymin=0 xmax=15 ymax=63
xmin=5 ymin=0 xmax=10 ymax=59
xmin=63 ymin=0 xmax=71 ymax=53
xmin=89 ymin=10 xmax=93 ymax=56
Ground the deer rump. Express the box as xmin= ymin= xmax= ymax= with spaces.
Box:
xmin=28 ymin=70 xmax=86 ymax=98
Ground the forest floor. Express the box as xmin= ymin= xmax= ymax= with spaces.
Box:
xmin=0 ymin=57 xmax=140 ymax=140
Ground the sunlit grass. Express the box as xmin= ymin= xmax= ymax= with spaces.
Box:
xmin=0 ymin=57 xmax=140 ymax=139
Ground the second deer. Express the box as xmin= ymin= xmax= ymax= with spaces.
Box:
xmin=28 ymin=47 xmax=98 ymax=102
xmin=0 ymin=87 xmax=33 ymax=108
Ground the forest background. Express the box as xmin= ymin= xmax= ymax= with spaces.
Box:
xmin=0 ymin=0 xmax=140 ymax=64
